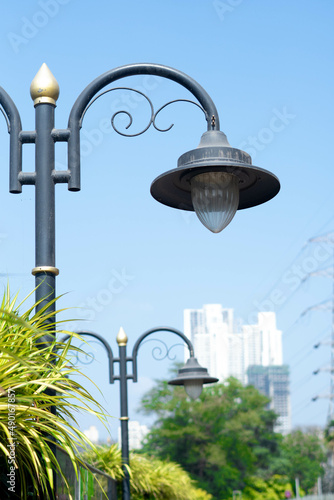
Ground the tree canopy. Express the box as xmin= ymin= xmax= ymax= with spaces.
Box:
xmin=139 ymin=377 xmax=283 ymax=498
xmin=278 ymin=430 xmax=326 ymax=493
xmin=139 ymin=376 xmax=327 ymax=498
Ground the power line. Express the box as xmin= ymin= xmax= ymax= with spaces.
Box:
xmin=305 ymin=233 xmax=334 ymax=422
xmin=286 ymin=327 xmax=330 ymax=368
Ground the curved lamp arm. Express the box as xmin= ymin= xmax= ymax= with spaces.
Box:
xmin=0 ymin=86 xmax=23 ymax=193
xmin=67 ymin=63 xmax=220 ymax=191
xmin=61 ymin=326 xmax=194 ymax=385
xmin=2 ymin=63 xmax=279 ymax=239
xmin=131 ymin=326 xmax=194 ymax=383
xmin=61 ymin=330 xmax=116 ymax=383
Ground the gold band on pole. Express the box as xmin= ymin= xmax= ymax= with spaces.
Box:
xmin=119 ymin=417 xmax=129 ymax=421
xmin=31 ymin=266 xmax=59 ymax=276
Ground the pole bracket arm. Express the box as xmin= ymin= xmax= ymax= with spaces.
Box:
xmin=19 ymin=131 xmax=36 ymax=143
xmin=51 ymin=128 xmax=70 ymax=142
xmin=0 ymin=85 xmax=24 ymax=194
xmin=131 ymin=326 xmax=194 ymax=383
xmin=66 ymin=63 xmax=220 ymax=192
xmin=18 ymin=172 xmax=36 ymax=185
xmin=61 ymin=330 xmax=117 ymax=383
xmin=52 ymin=170 xmax=71 ymax=184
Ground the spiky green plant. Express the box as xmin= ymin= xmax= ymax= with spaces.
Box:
xmin=82 ymin=444 xmax=213 ymax=500
xmin=81 ymin=443 xmax=125 ymax=482
xmin=0 ymin=286 xmax=109 ymax=499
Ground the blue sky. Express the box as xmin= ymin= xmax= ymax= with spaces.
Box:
xmin=0 ymin=0 xmax=333 ymax=441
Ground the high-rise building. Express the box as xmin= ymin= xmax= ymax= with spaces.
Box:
xmin=247 ymin=365 xmax=291 ymax=434
xmin=242 ymin=312 xmax=282 ymax=366
xmin=228 ymin=312 xmax=283 ymax=384
xmin=184 ymin=304 xmax=291 ymax=433
xmin=184 ymin=304 xmax=234 ymax=381
xmin=184 ymin=306 xmax=282 ymax=384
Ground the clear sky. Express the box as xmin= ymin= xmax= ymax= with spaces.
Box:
xmin=0 ymin=0 xmax=333 ymax=441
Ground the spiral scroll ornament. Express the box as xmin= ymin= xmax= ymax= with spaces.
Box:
xmin=140 ymin=338 xmax=185 ymax=362
xmin=79 ymin=87 xmax=206 ymax=137
xmin=71 ymin=340 xmax=102 ymax=366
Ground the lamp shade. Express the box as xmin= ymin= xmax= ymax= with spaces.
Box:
xmin=150 ymin=130 xmax=280 ymax=232
xmin=168 ymin=357 xmax=218 ymax=399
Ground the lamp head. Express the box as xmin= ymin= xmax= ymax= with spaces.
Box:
xmin=168 ymin=356 xmax=218 ymax=399
xmin=151 ymin=130 xmax=280 ymax=233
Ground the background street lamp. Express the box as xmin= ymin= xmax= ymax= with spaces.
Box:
xmin=62 ymin=326 xmax=218 ymax=500
xmin=0 ymin=62 xmax=279 ymax=324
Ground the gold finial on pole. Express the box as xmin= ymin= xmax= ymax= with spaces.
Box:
xmin=116 ymin=327 xmax=128 ymax=346
xmin=30 ymin=63 xmax=59 ymax=106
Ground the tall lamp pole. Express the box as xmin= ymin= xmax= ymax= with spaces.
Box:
xmin=0 ymin=62 xmax=280 ymax=325
xmin=62 ymin=326 xmax=218 ymax=500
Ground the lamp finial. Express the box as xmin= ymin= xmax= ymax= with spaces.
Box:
xmin=30 ymin=63 xmax=59 ymax=106
xmin=117 ymin=327 xmax=128 ymax=346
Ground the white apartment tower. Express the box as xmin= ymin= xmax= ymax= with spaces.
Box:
xmin=242 ymin=312 xmax=283 ymax=382
xmin=184 ymin=305 xmax=282 ymax=384
xmin=184 ymin=304 xmax=234 ymax=381
xmin=184 ymin=304 xmax=290 ymax=432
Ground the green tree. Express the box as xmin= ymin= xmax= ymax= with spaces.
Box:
xmin=139 ymin=377 xmax=281 ymax=499
xmin=278 ymin=430 xmax=326 ymax=494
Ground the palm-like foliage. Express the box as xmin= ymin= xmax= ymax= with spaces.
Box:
xmin=82 ymin=444 xmax=213 ymax=500
xmin=0 ymin=286 xmax=108 ymax=499
xmin=81 ymin=443 xmax=125 ymax=482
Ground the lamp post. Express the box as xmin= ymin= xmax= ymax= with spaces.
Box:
xmin=0 ymin=62 xmax=280 ymax=324
xmin=0 ymin=63 xmax=280 ymax=498
xmin=62 ymin=326 xmax=218 ymax=500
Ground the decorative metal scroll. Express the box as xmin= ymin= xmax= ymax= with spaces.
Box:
xmin=140 ymin=338 xmax=185 ymax=362
xmin=71 ymin=340 xmax=104 ymax=366
xmin=0 ymin=104 xmax=10 ymax=133
xmin=79 ymin=87 xmax=206 ymax=137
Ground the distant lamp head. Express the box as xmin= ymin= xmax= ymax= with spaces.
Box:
xmin=168 ymin=356 xmax=218 ymax=399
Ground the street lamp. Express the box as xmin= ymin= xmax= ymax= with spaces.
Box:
xmin=62 ymin=326 xmax=218 ymax=499
xmin=0 ymin=62 xmax=280 ymax=499
xmin=0 ymin=62 xmax=280 ymax=320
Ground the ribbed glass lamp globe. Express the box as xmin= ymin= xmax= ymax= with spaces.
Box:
xmin=191 ymin=172 xmax=239 ymax=233
xmin=184 ymin=379 xmax=203 ymax=400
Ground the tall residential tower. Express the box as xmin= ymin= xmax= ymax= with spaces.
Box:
xmin=184 ymin=304 xmax=291 ymax=432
